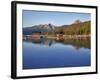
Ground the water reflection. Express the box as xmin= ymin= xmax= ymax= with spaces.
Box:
xmin=23 ymin=37 xmax=90 ymax=49
xmin=23 ymin=37 xmax=91 ymax=69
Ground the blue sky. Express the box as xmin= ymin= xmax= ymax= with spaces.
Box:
xmin=22 ymin=10 xmax=91 ymax=27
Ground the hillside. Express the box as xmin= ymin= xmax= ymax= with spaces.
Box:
xmin=23 ymin=21 xmax=91 ymax=35
xmin=48 ymin=21 xmax=91 ymax=35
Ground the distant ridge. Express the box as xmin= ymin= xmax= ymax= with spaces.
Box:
xmin=23 ymin=20 xmax=90 ymax=35
xmin=23 ymin=24 xmax=55 ymax=35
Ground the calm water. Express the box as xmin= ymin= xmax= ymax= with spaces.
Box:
xmin=23 ymin=38 xmax=91 ymax=69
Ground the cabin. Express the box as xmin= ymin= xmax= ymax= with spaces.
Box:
xmin=56 ymin=31 xmax=64 ymax=40
xmin=56 ymin=31 xmax=64 ymax=37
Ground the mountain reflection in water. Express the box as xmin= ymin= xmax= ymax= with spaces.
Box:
xmin=23 ymin=38 xmax=90 ymax=49
xmin=23 ymin=37 xmax=91 ymax=69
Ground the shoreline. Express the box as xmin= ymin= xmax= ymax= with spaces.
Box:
xmin=23 ymin=34 xmax=90 ymax=40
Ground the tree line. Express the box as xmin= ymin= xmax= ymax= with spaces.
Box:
xmin=44 ymin=21 xmax=91 ymax=35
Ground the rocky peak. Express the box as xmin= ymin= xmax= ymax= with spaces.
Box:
xmin=32 ymin=24 xmax=55 ymax=30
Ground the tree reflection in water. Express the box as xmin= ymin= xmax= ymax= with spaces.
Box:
xmin=23 ymin=37 xmax=90 ymax=49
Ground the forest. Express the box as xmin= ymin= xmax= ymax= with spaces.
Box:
xmin=46 ymin=21 xmax=90 ymax=35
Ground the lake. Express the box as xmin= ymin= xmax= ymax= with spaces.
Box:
xmin=23 ymin=38 xmax=91 ymax=69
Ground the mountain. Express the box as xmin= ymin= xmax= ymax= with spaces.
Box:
xmin=23 ymin=24 xmax=55 ymax=35
xmin=23 ymin=20 xmax=90 ymax=35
